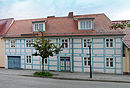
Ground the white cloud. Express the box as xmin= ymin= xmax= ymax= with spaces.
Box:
xmin=0 ymin=0 xmax=56 ymax=19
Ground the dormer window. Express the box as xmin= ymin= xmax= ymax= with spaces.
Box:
xmin=78 ymin=20 xmax=93 ymax=30
xmin=33 ymin=21 xmax=45 ymax=32
xmin=77 ymin=18 xmax=94 ymax=30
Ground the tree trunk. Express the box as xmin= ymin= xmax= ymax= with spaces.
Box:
xmin=42 ymin=58 xmax=44 ymax=72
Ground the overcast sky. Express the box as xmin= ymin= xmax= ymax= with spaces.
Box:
xmin=0 ymin=0 xmax=130 ymax=20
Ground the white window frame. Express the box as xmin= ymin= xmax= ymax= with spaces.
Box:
xmin=44 ymin=58 xmax=48 ymax=65
xmin=83 ymin=57 xmax=91 ymax=67
xmin=78 ymin=20 xmax=93 ymax=30
xmin=105 ymin=38 xmax=114 ymax=48
xmin=61 ymin=39 xmax=69 ymax=48
xmin=25 ymin=39 xmax=32 ymax=48
xmin=10 ymin=40 xmax=15 ymax=48
xmin=83 ymin=38 xmax=92 ymax=48
xmin=33 ymin=23 xmax=45 ymax=32
xmin=105 ymin=57 xmax=114 ymax=68
xmin=26 ymin=56 xmax=32 ymax=64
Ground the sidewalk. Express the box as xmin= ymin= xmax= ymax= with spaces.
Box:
xmin=51 ymin=72 xmax=130 ymax=83
xmin=0 ymin=68 xmax=130 ymax=83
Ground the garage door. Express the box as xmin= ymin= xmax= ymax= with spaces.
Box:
xmin=8 ymin=56 xmax=21 ymax=69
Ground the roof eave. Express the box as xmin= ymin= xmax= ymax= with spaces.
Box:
xmin=4 ymin=33 xmax=125 ymax=38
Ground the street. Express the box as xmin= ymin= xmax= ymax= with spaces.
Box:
xmin=0 ymin=73 xmax=130 ymax=88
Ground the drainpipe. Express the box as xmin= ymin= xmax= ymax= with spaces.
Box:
xmin=71 ymin=38 xmax=74 ymax=72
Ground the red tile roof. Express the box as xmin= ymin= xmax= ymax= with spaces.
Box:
xmin=0 ymin=18 xmax=14 ymax=36
xmin=113 ymin=20 xmax=130 ymax=49
xmin=4 ymin=13 xmax=124 ymax=38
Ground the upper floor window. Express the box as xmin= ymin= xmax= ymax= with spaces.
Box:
xmin=83 ymin=39 xmax=92 ymax=48
xmin=61 ymin=39 xmax=68 ymax=48
xmin=26 ymin=39 xmax=32 ymax=47
xmin=33 ymin=23 xmax=45 ymax=32
xmin=10 ymin=40 xmax=15 ymax=47
xmin=78 ymin=20 xmax=93 ymax=30
xmin=106 ymin=38 xmax=113 ymax=48
xmin=26 ymin=56 xmax=32 ymax=64
xmin=106 ymin=58 xmax=114 ymax=67
xmin=84 ymin=57 xmax=90 ymax=66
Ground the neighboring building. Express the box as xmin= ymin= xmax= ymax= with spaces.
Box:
xmin=0 ymin=18 xmax=14 ymax=68
xmin=113 ymin=20 xmax=130 ymax=74
xmin=4 ymin=12 xmax=124 ymax=74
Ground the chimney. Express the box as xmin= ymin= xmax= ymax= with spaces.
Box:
xmin=47 ymin=16 xmax=55 ymax=18
xmin=68 ymin=12 xmax=73 ymax=18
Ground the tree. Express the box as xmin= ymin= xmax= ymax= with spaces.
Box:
xmin=111 ymin=21 xmax=129 ymax=30
xmin=32 ymin=31 xmax=63 ymax=72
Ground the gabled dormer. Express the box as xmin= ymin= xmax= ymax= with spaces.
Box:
xmin=77 ymin=18 xmax=94 ymax=30
xmin=32 ymin=21 xmax=45 ymax=32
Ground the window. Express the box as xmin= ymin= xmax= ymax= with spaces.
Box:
xmin=33 ymin=23 xmax=45 ymax=32
xmin=26 ymin=56 xmax=32 ymax=64
xmin=78 ymin=20 xmax=93 ymax=30
xmin=26 ymin=40 xmax=32 ymax=47
xmin=61 ymin=39 xmax=68 ymax=48
xmin=84 ymin=39 xmax=87 ymax=47
xmin=84 ymin=57 xmax=91 ymax=66
xmin=106 ymin=58 xmax=114 ymax=67
xmin=44 ymin=58 xmax=48 ymax=64
xmin=10 ymin=40 xmax=15 ymax=47
xmin=83 ymin=39 xmax=91 ymax=48
xmin=123 ymin=44 xmax=125 ymax=57
xmin=106 ymin=38 xmax=114 ymax=48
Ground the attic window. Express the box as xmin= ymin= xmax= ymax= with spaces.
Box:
xmin=78 ymin=20 xmax=93 ymax=30
xmin=33 ymin=22 xmax=45 ymax=32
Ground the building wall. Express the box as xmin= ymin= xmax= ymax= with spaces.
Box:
xmin=0 ymin=38 xmax=5 ymax=67
xmin=123 ymin=46 xmax=130 ymax=74
xmin=4 ymin=36 xmax=123 ymax=74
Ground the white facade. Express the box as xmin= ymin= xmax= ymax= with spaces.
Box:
xmin=4 ymin=36 xmax=123 ymax=74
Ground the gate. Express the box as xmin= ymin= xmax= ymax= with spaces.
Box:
xmin=8 ymin=56 xmax=21 ymax=69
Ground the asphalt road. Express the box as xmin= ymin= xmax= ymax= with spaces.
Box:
xmin=0 ymin=74 xmax=130 ymax=88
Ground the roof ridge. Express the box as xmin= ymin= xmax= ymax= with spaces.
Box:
xmin=14 ymin=13 xmax=105 ymax=21
xmin=112 ymin=20 xmax=130 ymax=22
xmin=74 ymin=13 xmax=105 ymax=17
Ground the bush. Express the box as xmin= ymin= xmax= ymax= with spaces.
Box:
xmin=33 ymin=72 xmax=53 ymax=77
xmin=127 ymin=24 xmax=130 ymax=27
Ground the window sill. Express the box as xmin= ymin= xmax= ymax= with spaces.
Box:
xmin=78 ymin=29 xmax=93 ymax=31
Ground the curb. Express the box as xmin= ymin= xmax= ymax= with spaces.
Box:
xmin=22 ymin=75 xmax=130 ymax=83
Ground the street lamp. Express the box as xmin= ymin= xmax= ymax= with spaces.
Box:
xmin=87 ymin=39 xmax=92 ymax=78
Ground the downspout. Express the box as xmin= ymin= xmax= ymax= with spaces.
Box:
xmin=71 ymin=38 xmax=74 ymax=72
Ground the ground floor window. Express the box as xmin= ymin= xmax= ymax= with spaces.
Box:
xmin=106 ymin=57 xmax=114 ymax=67
xmin=84 ymin=57 xmax=90 ymax=66
xmin=44 ymin=58 xmax=48 ymax=64
xmin=26 ymin=56 xmax=32 ymax=64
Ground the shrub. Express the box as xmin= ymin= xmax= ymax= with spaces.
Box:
xmin=127 ymin=24 xmax=130 ymax=27
xmin=33 ymin=72 xmax=53 ymax=77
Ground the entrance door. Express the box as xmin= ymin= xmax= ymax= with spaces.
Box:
xmin=60 ymin=57 xmax=70 ymax=71
xmin=8 ymin=56 xmax=21 ymax=69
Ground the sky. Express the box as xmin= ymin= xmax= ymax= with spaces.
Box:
xmin=0 ymin=0 xmax=130 ymax=20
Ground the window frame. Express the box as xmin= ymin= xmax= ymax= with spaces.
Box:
xmin=33 ymin=23 xmax=45 ymax=32
xmin=83 ymin=57 xmax=90 ymax=67
xmin=83 ymin=38 xmax=92 ymax=48
xmin=78 ymin=20 xmax=93 ymax=30
xmin=61 ymin=39 xmax=69 ymax=48
xmin=25 ymin=39 xmax=32 ymax=48
xmin=26 ymin=56 xmax=32 ymax=64
xmin=105 ymin=38 xmax=114 ymax=48
xmin=10 ymin=40 xmax=15 ymax=48
xmin=105 ymin=57 xmax=114 ymax=68
xmin=44 ymin=58 xmax=48 ymax=65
